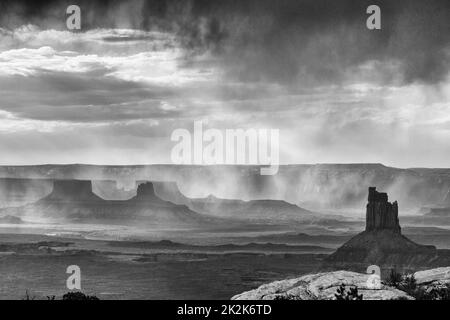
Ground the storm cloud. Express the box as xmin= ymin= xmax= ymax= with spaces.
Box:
xmin=1 ymin=0 xmax=449 ymax=85
xmin=0 ymin=0 xmax=449 ymax=166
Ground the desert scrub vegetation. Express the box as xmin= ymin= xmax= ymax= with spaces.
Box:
xmin=334 ymin=284 xmax=363 ymax=300
xmin=62 ymin=292 xmax=100 ymax=300
xmin=387 ymin=268 xmax=450 ymax=300
xmin=22 ymin=290 xmax=99 ymax=300
xmin=386 ymin=269 xmax=403 ymax=287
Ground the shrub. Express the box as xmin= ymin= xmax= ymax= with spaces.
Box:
xmin=417 ymin=285 xmax=450 ymax=300
xmin=22 ymin=290 xmax=36 ymax=300
xmin=273 ymin=294 xmax=301 ymax=300
xmin=62 ymin=292 xmax=100 ymax=300
xmin=398 ymin=274 xmax=417 ymax=292
xmin=386 ymin=269 xmax=403 ymax=287
xmin=22 ymin=290 xmax=99 ymax=300
xmin=335 ymin=284 xmax=363 ymax=300
xmin=389 ymin=272 xmax=450 ymax=300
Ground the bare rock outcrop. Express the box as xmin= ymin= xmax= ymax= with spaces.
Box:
xmin=232 ymin=270 xmax=412 ymax=300
xmin=232 ymin=267 xmax=450 ymax=300
xmin=414 ymin=267 xmax=450 ymax=286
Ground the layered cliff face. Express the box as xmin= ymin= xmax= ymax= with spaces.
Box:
xmin=366 ymin=187 xmax=400 ymax=233
xmin=187 ymin=195 xmax=315 ymax=222
xmin=325 ymin=187 xmax=437 ymax=270
xmin=0 ymin=180 xmax=221 ymax=228
xmin=3 ymin=163 xmax=450 ymax=211
xmin=130 ymin=181 xmax=316 ymax=222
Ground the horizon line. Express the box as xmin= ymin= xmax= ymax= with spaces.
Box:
xmin=0 ymin=163 xmax=448 ymax=170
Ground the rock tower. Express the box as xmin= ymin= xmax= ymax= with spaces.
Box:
xmin=365 ymin=187 xmax=400 ymax=233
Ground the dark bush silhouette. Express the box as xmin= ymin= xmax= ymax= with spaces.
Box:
xmin=22 ymin=290 xmax=99 ymax=300
xmin=335 ymin=284 xmax=363 ymax=300
xmin=423 ymin=285 xmax=450 ymax=300
xmin=406 ymin=284 xmax=450 ymax=300
xmin=273 ymin=294 xmax=300 ymax=300
xmin=62 ymin=292 xmax=99 ymax=300
xmin=397 ymin=274 xmax=417 ymax=293
xmin=22 ymin=290 xmax=36 ymax=300
xmin=387 ymin=269 xmax=403 ymax=287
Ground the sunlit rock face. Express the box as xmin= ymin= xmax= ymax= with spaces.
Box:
xmin=232 ymin=271 xmax=413 ymax=300
xmin=366 ymin=187 xmax=400 ymax=233
xmin=232 ymin=267 xmax=450 ymax=300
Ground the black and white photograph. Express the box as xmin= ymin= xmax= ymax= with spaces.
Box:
xmin=0 ymin=0 xmax=449 ymax=307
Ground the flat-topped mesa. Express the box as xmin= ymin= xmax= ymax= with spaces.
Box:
xmin=50 ymin=180 xmax=96 ymax=199
xmin=45 ymin=180 xmax=102 ymax=202
xmin=366 ymin=187 xmax=400 ymax=233
xmin=133 ymin=182 xmax=163 ymax=202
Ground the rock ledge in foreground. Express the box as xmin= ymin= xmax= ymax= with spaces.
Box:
xmin=231 ymin=270 xmax=412 ymax=300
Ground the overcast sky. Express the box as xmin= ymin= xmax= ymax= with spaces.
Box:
xmin=0 ymin=0 xmax=449 ymax=167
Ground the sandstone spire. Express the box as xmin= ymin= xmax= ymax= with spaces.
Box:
xmin=325 ymin=187 xmax=437 ymax=269
xmin=365 ymin=187 xmax=400 ymax=233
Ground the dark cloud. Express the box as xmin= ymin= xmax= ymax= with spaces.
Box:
xmin=0 ymin=0 xmax=448 ymax=167
xmin=1 ymin=0 xmax=448 ymax=86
